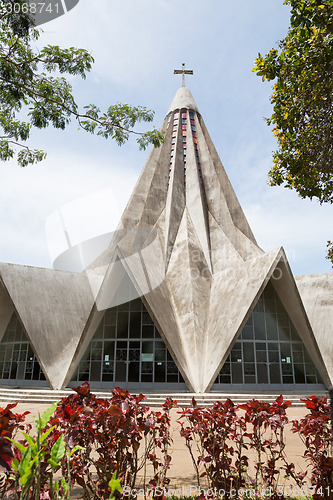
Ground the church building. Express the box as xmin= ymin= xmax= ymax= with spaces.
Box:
xmin=0 ymin=85 xmax=332 ymax=394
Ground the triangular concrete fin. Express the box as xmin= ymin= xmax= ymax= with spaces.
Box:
xmin=164 ymin=116 xmax=186 ymax=269
xmin=195 ymin=112 xmax=258 ymax=246
xmin=272 ymin=256 xmax=331 ymax=387
xmin=0 ymin=278 xmax=14 ymax=341
xmin=121 ymin=132 xmax=167 ymax=229
xmin=0 ymin=311 xmax=47 ymax=383
xmin=0 ymin=263 xmax=95 ymax=390
xmin=214 ymin=266 xmax=329 ymax=389
xmin=295 ymin=273 xmax=333 ymax=386
xmin=185 ymin=119 xmax=212 ymax=272
xmin=163 ymin=210 xmax=200 ymax=389
xmin=208 ymin=213 xmax=244 ymax=272
xmin=203 ymin=248 xmax=330 ymax=391
xmin=163 ymin=209 xmax=212 ymax=391
xmin=137 ymin=118 xmax=173 ymax=228
xmin=202 ymin=248 xmax=283 ymax=391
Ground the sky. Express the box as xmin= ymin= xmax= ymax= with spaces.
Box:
xmin=0 ymin=0 xmax=332 ymax=276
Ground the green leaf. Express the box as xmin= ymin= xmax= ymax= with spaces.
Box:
xmin=36 ymin=401 xmax=58 ymax=431
xmin=40 ymin=425 xmax=57 ymax=444
xmin=61 ymin=476 xmax=68 ymax=494
xmin=108 ymin=471 xmax=122 ymax=494
xmin=47 ymin=458 xmax=60 ymax=469
xmin=69 ymin=445 xmax=84 ymax=457
xmin=5 ymin=437 xmax=28 ymax=454
xmin=18 ymin=446 xmax=32 ymax=484
xmin=12 ymin=457 xmax=19 ymax=472
xmin=50 ymin=434 xmax=65 ymax=463
xmin=20 ymin=432 xmax=36 ymax=450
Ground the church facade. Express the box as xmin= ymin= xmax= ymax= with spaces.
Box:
xmin=0 ymin=87 xmax=332 ymax=393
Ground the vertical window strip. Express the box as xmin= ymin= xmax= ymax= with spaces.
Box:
xmin=182 ymin=109 xmax=187 ymax=181
xmin=189 ymin=111 xmax=203 ymax=184
xmin=169 ymin=110 xmax=179 ymax=183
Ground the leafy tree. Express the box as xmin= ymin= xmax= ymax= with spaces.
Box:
xmin=253 ymin=0 xmax=333 ymax=264
xmin=0 ymin=0 xmax=163 ymax=167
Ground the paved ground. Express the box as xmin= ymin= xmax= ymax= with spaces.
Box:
xmin=0 ymin=400 xmax=314 ymax=498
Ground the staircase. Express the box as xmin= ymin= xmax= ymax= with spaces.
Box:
xmin=0 ymin=387 xmax=327 ymax=407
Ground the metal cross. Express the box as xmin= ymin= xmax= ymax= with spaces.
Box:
xmin=174 ymin=63 xmax=193 ymax=87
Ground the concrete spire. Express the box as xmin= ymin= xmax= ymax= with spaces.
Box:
xmin=167 ymin=87 xmax=199 ymax=114
xmin=86 ymin=87 xmax=331 ymax=392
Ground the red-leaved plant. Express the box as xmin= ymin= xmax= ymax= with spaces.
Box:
xmin=178 ymin=398 xmax=249 ymax=497
xmin=48 ymin=382 xmax=176 ymax=499
xmin=292 ymin=395 xmax=333 ymax=500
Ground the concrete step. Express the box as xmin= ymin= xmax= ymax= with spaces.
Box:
xmin=0 ymin=387 xmax=327 ymax=406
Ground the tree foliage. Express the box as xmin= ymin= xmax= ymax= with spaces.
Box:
xmin=0 ymin=0 xmax=163 ymax=167
xmin=253 ymin=0 xmax=333 ymax=204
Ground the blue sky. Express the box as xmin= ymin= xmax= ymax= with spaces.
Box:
xmin=0 ymin=0 xmax=332 ymax=276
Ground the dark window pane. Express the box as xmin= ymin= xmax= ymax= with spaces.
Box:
xmin=244 ymin=363 xmax=255 ymax=375
xmin=290 ymin=325 xmax=299 ymax=341
xmin=104 ymin=325 xmax=116 ymax=339
xmin=253 ymin=312 xmax=266 ymax=340
xmin=269 ymin=351 xmax=279 ymax=362
xmin=129 ymin=313 xmax=141 ymax=338
xmin=130 ymin=299 xmax=142 ymax=311
xmin=264 ymin=300 xmax=276 ymax=314
xmin=257 ymin=364 xmax=268 ymax=383
xmin=231 ymin=350 xmax=242 ymax=362
xmin=264 ymin=282 xmax=275 ymax=299
xmin=105 ymin=311 xmax=116 ymax=325
xmin=231 ymin=363 xmax=243 ymax=384
xmin=255 ymin=298 xmax=264 ymax=313
xmin=117 ymin=312 xmax=129 ymax=338
xmin=280 ymin=343 xmax=291 ymax=363
xmin=242 ymin=326 xmax=253 ymax=339
xmin=256 ymin=350 xmax=267 ymax=363
xmin=115 ymin=362 xmax=126 ymax=381
xmin=256 ymin=343 xmax=266 ymax=351
xmin=142 ymin=325 xmax=154 ymax=338
xmin=155 ymin=362 xmax=165 ymax=382
xmin=266 ymin=314 xmax=278 ymax=340
xmin=305 ymin=363 xmax=316 ymax=376
xmin=243 ymin=344 xmax=254 ymax=362
xmin=282 ymin=363 xmax=292 ymax=375
xmin=269 ymin=364 xmax=281 ymax=384
xmin=294 ymin=364 xmax=305 ymax=383
xmin=303 ymin=350 xmax=313 ymax=364
xmin=279 ymin=326 xmax=290 ymax=341
xmin=128 ymin=363 xmax=139 ymax=382
xmin=90 ymin=362 xmax=101 ymax=381
xmin=306 ymin=374 xmax=317 ymax=384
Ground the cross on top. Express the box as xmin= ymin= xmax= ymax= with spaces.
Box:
xmin=174 ymin=63 xmax=193 ymax=87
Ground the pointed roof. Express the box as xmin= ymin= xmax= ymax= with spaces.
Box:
xmin=85 ymin=87 xmax=331 ymax=392
xmin=167 ymin=87 xmax=199 ymax=114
